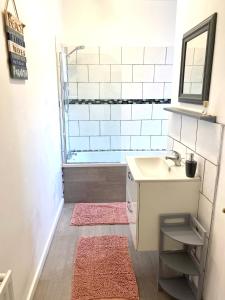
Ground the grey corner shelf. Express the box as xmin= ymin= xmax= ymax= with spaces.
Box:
xmin=164 ymin=107 xmax=217 ymax=123
xmin=158 ymin=213 xmax=208 ymax=300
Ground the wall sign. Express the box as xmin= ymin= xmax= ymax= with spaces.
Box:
xmin=4 ymin=0 xmax=28 ymax=80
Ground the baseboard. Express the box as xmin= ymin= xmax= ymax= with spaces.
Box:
xmin=26 ymin=198 xmax=64 ymax=300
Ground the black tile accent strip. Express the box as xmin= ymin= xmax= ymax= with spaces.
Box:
xmin=66 ymin=99 xmax=171 ymax=105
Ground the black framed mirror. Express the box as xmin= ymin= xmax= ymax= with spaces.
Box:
xmin=178 ymin=13 xmax=217 ymax=104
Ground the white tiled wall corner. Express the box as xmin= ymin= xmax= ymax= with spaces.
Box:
xmin=168 ymin=113 xmax=182 ymax=141
xmin=202 ymin=160 xmax=218 ymax=203
xmin=141 ymin=120 xmax=161 ymax=135
xmin=166 ymin=47 xmax=174 ymax=64
xmin=90 ymin=105 xmax=110 ymax=120
xmin=162 ymin=120 xmax=168 ymax=135
xmin=154 ymin=65 xmax=173 ymax=82
xmin=70 ymin=137 xmax=89 ymax=150
xmin=100 ymin=83 xmax=121 ymax=99
xmin=100 ymin=47 xmax=121 ymax=64
xmin=78 ymin=83 xmax=99 ymax=99
xmin=69 ymin=105 xmax=89 ymax=120
xmin=196 ymin=121 xmax=222 ymax=164
xmin=133 ymin=65 xmax=154 ymax=82
xmin=111 ymin=65 xmax=132 ymax=82
xmin=111 ymin=104 xmax=131 ymax=120
xmin=122 ymin=83 xmax=142 ymax=99
xmin=164 ymin=83 xmax=172 ymax=99
xmin=76 ymin=47 xmax=99 ymax=64
xmin=68 ymin=121 xmax=79 ymax=136
xmin=143 ymin=83 xmax=164 ymax=99
xmin=173 ymin=140 xmax=187 ymax=159
xmin=79 ymin=121 xmax=99 ymax=136
xmin=89 ymin=65 xmax=110 ymax=82
xmin=68 ymin=83 xmax=77 ymax=99
xmin=100 ymin=121 xmax=120 ymax=136
xmin=68 ymin=65 xmax=88 ymax=82
xmin=167 ymin=137 xmax=174 ymax=151
xmin=122 ymin=47 xmax=144 ymax=64
xmin=111 ymin=136 xmax=130 ymax=150
xmin=121 ymin=121 xmax=141 ymax=135
xmin=198 ymin=193 xmax=213 ymax=235
xmin=152 ymin=104 xmax=169 ymax=119
xmin=144 ymin=47 xmax=166 ymax=64
xmin=151 ymin=136 xmax=168 ymax=150
xmin=90 ymin=136 xmax=110 ymax=150
xmin=181 ymin=116 xmax=198 ymax=151
xmin=131 ymin=136 xmax=150 ymax=150
xmin=131 ymin=104 xmax=152 ymax=120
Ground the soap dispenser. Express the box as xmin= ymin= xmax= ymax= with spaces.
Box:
xmin=185 ymin=153 xmax=197 ymax=178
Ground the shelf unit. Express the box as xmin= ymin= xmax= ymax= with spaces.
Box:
xmin=158 ymin=213 xmax=207 ymax=300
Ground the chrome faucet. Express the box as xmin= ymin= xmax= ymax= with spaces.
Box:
xmin=165 ymin=150 xmax=182 ymax=166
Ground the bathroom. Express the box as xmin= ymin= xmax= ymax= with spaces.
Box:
xmin=0 ymin=0 xmax=225 ymax=300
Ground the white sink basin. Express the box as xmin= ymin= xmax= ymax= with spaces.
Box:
xmin=126 ymin=156 xmax=199 ymax=181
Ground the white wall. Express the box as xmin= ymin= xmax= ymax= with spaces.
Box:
xmin=61 ymin=0 xmax=177 ymax=46
xmin=173 ymin=1 xmax=225 ymax=299
xmin=0 ymin=0 xmax=63 ymax=299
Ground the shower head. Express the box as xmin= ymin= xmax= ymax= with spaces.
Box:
xmin=66 ymin=45 xmax=85 ymax=57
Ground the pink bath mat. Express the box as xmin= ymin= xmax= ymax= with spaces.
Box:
xmin=71 ymin=202 xmax=129 ymax=226
xmin=71 ymin=235 xmax=139 ymax=300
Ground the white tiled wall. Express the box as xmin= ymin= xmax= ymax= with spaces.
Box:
xmin=168 ymin=112 xmax=224 ymax=239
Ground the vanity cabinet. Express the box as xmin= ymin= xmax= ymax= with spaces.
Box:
xmin=126 ymin=166 xmax=200 ymax=251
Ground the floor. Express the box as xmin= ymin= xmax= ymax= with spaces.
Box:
xmin=33 ymin=203 xmax=171 ymax=300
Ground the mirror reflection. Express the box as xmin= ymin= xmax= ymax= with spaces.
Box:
xmin=183 ymin=31 xmax=207 ymax=95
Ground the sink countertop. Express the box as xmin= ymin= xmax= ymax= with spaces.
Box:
xmin=126 ymin=156 xmax=200 ymax=182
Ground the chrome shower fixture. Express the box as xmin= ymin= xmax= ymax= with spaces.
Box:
xmin=66 ymin=45 xmax=85 ymax=57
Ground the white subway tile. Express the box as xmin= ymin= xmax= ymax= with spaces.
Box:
xmin=190 ymin=83 xmax=202 ymax=94
xmin=203 ymin=160 xmax=218 ymax=203
xmin=166 ymin=47 xmax=174 ymax=64
xmin=185 ymin=47 xmax=194 ymax=65
xmin=193 ymin=48 xmax=206 ymax=65
xmin=78 ymin=83 xmax=99 ymax=99
xmin=168 ymin=113 xmax=182 ymax=141
xmin=90 ymin=136 xmax=110 ymax=150
xmin=122 ymin=83 xmax=142 ymax=99
xmin=144 ymin=47 xmax=166 ymax=64
xmin=198 ymin=193 xmax=213 ymax=234
xmin=132 ymin=104 xmax=152 ymax=120
xmin=190 ymin=66 xmax=204 ymax=83
xmin=68 ymin=65 xmax=88 ymax=82
xmin=89 ymin=65 xmax=110 ymax=82
xmin=131 ymin=136 xmax=150 ymax=150
xmin=69 ymin=137 xmax=89 ymax=150
xmin=79 ymin=121 xmax=99 ymax=136
xmin=76 ymin=47 xmax=99 ymax=64
xmin=68 ymin=83 xmax=77 ymax=99
xmin=111 ymin=104 xmax=131 ymax=120
xmin=164 ymin=83 xmax=172 ymax=98
xmin=181 ymin=116 xmax=198 ymax=150
xmin=122 ymin=47 xmax=144 ymax=64
xmin=100 ymin=83 xmax=121 ymax=99
xmin=173 ymin=140 xmax=187 ymax=159
xmin=152 ymin=104 xmax=169 ymax=119
xmin=121 ymin=121 xmax=141 ymax=135
xmin=141 ymin=120 xmax=161 ymax=135
xmin=154 ymin=65 xmax=173 ymax=82
xmin=162 ymin=120 xmax=168 ymax=135
xmin=100 ymin=47 xmax=121 ymax=64
xmin=196 ymin=121 xmax=222 ymax=164
xmin=133 ymin=65 xmax=154 ymax=82
xmin=143 ymin=83 xmax=164 ymax=99
xmin=100 ymin=121 xmax=120 ymax=135
xmin=151 ymin=136 xmax=168 ymax=150
xmin=69 ymin=104 xmax=89 ymax=120
xmin=90 ymin=104 xmax=110 ymax=120
xmin=68 ymin=121 xmax=79 ymax=136
xmin=111 ymin=136 xmax=130 ymax=150
xmin=111 ymin=65 xmax=132 ymax=82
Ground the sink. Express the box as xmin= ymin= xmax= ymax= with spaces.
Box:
xmin=126 ymin=156 xmax=198 ymax=181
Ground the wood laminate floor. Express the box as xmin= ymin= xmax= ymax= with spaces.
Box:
xmin=33 ymin=204 xmax=171 ymax=300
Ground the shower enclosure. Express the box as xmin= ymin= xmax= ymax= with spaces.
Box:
xmin=58 ymin=45 xmax=172 ymax=164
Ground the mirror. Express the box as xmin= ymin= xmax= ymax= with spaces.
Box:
xmin=178 ymin=13 xmax=217 ymax=104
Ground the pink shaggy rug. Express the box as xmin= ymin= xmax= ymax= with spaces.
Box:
xmin=71 ymin=202 xmax=129 ymax=226
xmin=71 ymin=235 xmax=139 ymax=300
